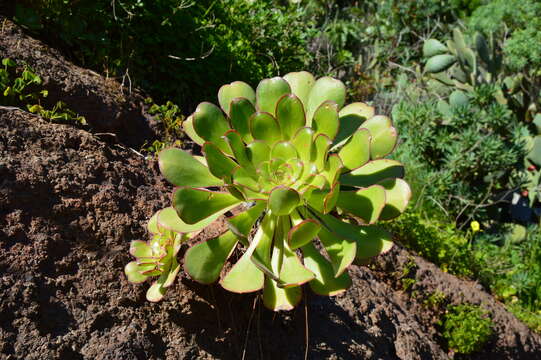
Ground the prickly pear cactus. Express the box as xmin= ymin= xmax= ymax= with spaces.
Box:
xmin=125 ymin=71 xmax=411 ymax=310
xmin=421 ymin=28 xmax=534 ymax=112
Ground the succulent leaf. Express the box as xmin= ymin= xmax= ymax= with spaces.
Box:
xmin=162 ymin=257 xmax=181 ymax=288
xmin=340 ymin=159 xmax=405 ymax=187
xmin=291 ymin=127 xmax=314 ymax=163
xmin=317 ymin=227 xmax=357 ymax=278
xmin=147 ymin=211 xmax=161 ymax=234
xmin=337 ymin=185 xmax=386 ymax=224
xmin=354 ymin=225 xmax=393 ymax=261
xmin=423 ymin=39 xmax=448 ymax=57
xmin=263 ymin=276 xmax=302 ymax=311
xmin=275 ymin=94 xmax=306 ymax=140
xmin=129 ymin=240 xmax=153 ymax=258
xmin=229 ymin=98 xmax=256 ymax=143
xmin=312 ymin=101 xmax=339 ymax=140
xmin=360 ymin=115 xmax=397 ymax=159
xmin=246 ymin=140 xmax=271 ymax=166
xmin=158 ymin=147 xmax=222 ymax=188
xmin=203 ymin=142 xmax=238 ymax=178
xmin=277 ymin=240 xmax=315 ymax=287
xmin=306 ymin=77 xmax=346 ymax=124
xmin=312 ymin=134 xmax=332 ymax=171
xmin=184 ymin=230 xmax=239 ymax=284
xmin=339 ymin=102 xmax=375 ymax=119
xmin=338 ymin=128 xmax=371 ymax=171
xmin=223 ymin=130 xmax=255 ymax=173
xmin=250 ymin=112 xmax=281 ymax=145
xmin=288 ymin=211 xmax=321 ymax=249
xmin=268 ymin=186 xmax=300 ymax=215
xmin=157 ymin=207 xmax=221 ymax=233
xmin=226 ymin=201 xmax=266 ymax=239
xmin=173 ymin=188 xmax=240 ymax=224
xmin=193 ymin=102 xmax=231 ymax=154
xmin=271 ymin=141 xmax=298 ymax=161
xmin=283 ymin=71 xmax=315 ymax=107
xmin=449 ymin=90 xmax=470 ymax=107
xmin=333 ymin=113 xmax=366 ymax=148
xmin=124 ymin=261 xmax=148 ymax=283
xmin=182 ymin=115 xmax=205 ymax=145
xmin=220 ymin=231 xmax=265 ymax=293
xmin=218 ymin=81 xmax=256 ymax=116
xmin=146 ymin=281 xmax=167 ymax=302
xmin=425 ymin=54 xmax=457 ymax=73
xmin=256 ymin=77 xmax=291 ymax=116
xmin=250 ymin=213 xmax=279 ymax=280
xmin=302 ymin=242 xmax=352 ymax=296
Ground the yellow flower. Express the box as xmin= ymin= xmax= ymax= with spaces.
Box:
xmin=470 ymin=221 xmax=480 ymax=233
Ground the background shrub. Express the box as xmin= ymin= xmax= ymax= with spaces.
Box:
xmin=14 ymin=0 xmax=315 ymax=109
xmin=391 ymin=85 xmax=528 ymax=224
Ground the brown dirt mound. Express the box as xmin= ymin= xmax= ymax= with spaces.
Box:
xmin=1 ymin=108 xmax=541 ymax=359
xmin=0 ymin=16 xmax=157 ymax=148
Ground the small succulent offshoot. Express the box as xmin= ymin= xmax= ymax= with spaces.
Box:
xmin=125 ymin=71 xmax=411 ymax=310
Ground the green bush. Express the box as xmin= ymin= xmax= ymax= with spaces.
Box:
xmin=392 ymin=85 xmax=528 ymax=223
xmin=387 ymin=209 xmax=477 ymax=277
xmin=291 ymin=0 xmax=482 ymax=102
xmin=469 ymin=0 xmax=541 ymax=71
xmin=14 ymin=1 xmax=314 ymax=108
xmin=474 ymin=225 xmax=541 ymax=315
xmin=442 ymin=304 xmax=493 ymax=354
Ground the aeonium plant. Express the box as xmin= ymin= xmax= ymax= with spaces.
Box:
xmin=125 ymin=71 xmax=411 ymax=309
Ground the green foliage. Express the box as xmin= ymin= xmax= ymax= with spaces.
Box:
xmin=441 ymin=304 xmax=493 ymax=354
xmin=466 ymin=1 xmax=541 ymax=123
xmin=387 ymin=209 xmax=476 ymax=277
xmin=508 ymin=303 xmax=541 ymax=334
xmin=399 ymin=258 xmax=418 ymax=291
xmin=474 ymin=226 xmax=541 ymax=314
xmin=1 ymin=58 xmax=45 ymax=105
xmin=423 ymin=290 xmax=447 ymax=310
xmin=392 ymin=86 xmax=528 ymax=223
xmin=14 ymin=1 xmax=314 ymax=107
xmin=469 ymin=0 xmax=541 ymax=71
xmin=141 ymin=99 xmax=184 ymax=154
xmin=422 ymin=26 xmax=539 ymax=124
xmin=374 ymin=0 xmax=475 ymax=41
xmin=0 ymin=58 xmax=86 ymax=125
xmin=27 ymin=101 xmax=86 ymax=125
xmin=126 ymin=71 xmax=411 ymax=310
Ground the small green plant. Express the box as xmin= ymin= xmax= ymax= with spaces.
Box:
xmin=147 ymin=99 xmax=184 ymax=140
xmin=441 ymin=304 xmax=493 ymax=354
xmin=125 ymin=71 xmax=411 ymax=310
xmin=1 ymin=58 xmax=86 ymax=125
xmin=399 ymin=258 xmax=418 ymax=291
xmin=141 ymin=99 xmax=184 ymax=154
xmin=124 ymin=215 xmax=188 ymax=301
xmin=28 ymin=101 xmax=86 ymax=125
xmin=423 ymin=291 xmax=447 ymax=310
xmin=1 ymin=58 xmax=47 ymax=105
xmin=469 ymin=0 xmax=541 ymax=73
